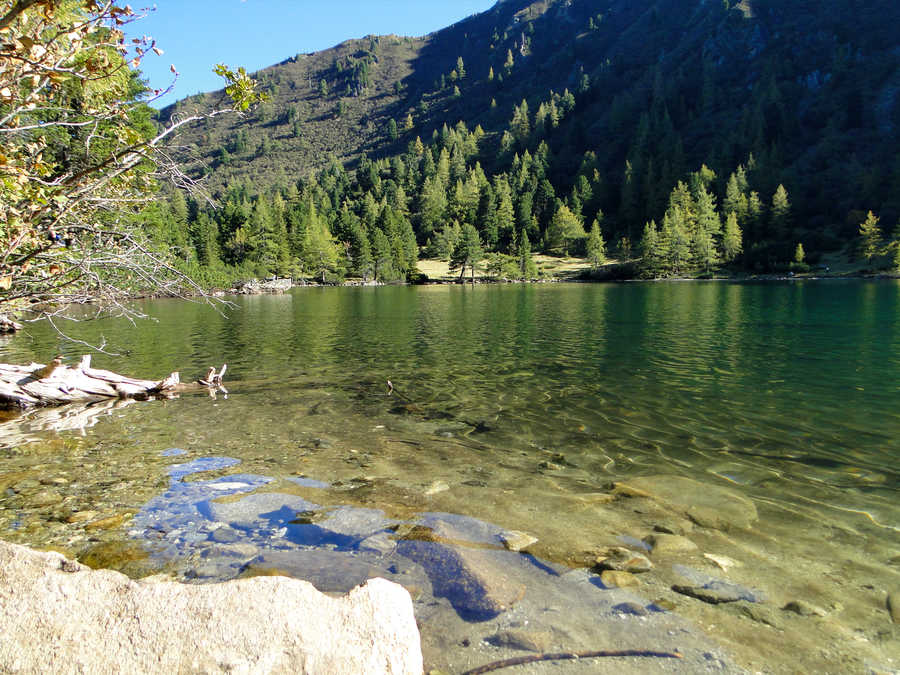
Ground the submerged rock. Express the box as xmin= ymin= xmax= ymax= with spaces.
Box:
xmin=613 ymin=475 xmax=758 ymax=531
xmin=0 ymin=540 xmax=421 ymax=673
xmin=594 ymin=547 xmax=654 ymax=574
xmin=672 ymin=584 xmax=743 ymax=605
xmin=485 ymin=629 xmax=552 ymax=652
xmin=199 ymin=492 xmax=317 ymax=530
xmin=888 ymin=591 xmax=900 ymax=623
xmin=782 ymin=600 xmax=827 ymax=617
xmin=644 ymin=533 xmax=698 ymax=555
xmin=397 ymin=521 xmax=526 ymax=620
xmin=499 ymin=530 xmax=538 ymax=553
xmin=600 ymin=570 xmax=641 ymax=588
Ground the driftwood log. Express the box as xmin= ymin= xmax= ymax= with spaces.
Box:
xmin=0 ymin=355 xmax=227 ymax=410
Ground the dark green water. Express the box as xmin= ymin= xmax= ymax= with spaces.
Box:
xmin=1 ymin=281 xmax=898 ymax=671
xmin=4 ymin=281 xmax=899 ymax=504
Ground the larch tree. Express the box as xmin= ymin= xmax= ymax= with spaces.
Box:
xmin=586 ymin=218 xmax=607 ymax=268
xmin=858 ymin=211 xmax=882 ymax=262
xmin=722 ymin=211 xmax=743 ymax=262
xmin=770 ymin=184 xmax=791 ymax=239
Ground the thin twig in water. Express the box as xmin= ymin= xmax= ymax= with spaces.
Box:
xmin=461 ymin=648 xmax=683 ymax=675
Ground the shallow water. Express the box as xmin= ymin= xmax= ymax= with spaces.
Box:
xmin=0 ymin=281 xmax=898 ymax=673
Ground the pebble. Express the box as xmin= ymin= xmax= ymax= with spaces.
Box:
xmin=782 ymin=600 xmax=827 ymax=617
xmin=644 ymin=533 xmax=698 ymax=555
xmin=600 ymin=570 xmax=640 ymax=588
xmin=885 ymin=591 xmax=899 ymax=623
xmin=499 ymin=530 xmax=538 ymax=553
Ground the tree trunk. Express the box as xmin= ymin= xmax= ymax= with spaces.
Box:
xmin=0 ymin=355 xmax=226 ymax=410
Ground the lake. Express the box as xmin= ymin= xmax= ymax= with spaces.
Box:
xmin=1 ymin=281 xmax=898 ymax=673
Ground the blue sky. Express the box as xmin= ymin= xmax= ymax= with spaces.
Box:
xmin=129 ymin=1 xmax=496 ymax=107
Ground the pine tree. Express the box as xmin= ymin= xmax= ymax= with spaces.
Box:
xmin=504 ymin=49 xmax=515 ymax=73
xmin=488 ymin=66 xmax=495 ymax=82
xmin=858 ymin=211 xmax=882 ymax=262
xmin=794 ymin=243 xmax=805 ymax=264
xmin=586 ymin=218 xmax=607 ymax=268
xmin=456 ymin=56 xmax=466 ymax=79
xmin=403 ymin=113 xmax=414 ymax=132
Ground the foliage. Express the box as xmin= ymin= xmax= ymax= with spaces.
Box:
xmin=857 ymin=211 xmax=882 ymax=262
xmin=0 ymin=0 xmax=262 ymax=323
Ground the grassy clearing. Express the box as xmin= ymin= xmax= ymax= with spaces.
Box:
xmin=416 ymin=255 xmax=596 ymax=282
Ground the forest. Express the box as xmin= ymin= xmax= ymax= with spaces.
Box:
xmin=146 ymin=0 xmax=900 ymax=286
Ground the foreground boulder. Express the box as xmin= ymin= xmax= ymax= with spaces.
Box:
xmin=0 ymin=541 xmax=422 ymax=674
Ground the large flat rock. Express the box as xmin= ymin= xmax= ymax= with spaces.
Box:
xmin=0 ymin=541 xmax=422 ymax=674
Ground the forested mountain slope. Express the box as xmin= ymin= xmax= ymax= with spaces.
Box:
xmin=152 ymin=0 xmax=900 ymax=280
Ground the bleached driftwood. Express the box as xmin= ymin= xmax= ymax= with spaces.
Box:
xmin=0 ymin=355 xmax=227 ymax=410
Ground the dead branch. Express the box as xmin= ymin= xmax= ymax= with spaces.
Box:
xmin=461 ymin=648 xmax=683 ymax=675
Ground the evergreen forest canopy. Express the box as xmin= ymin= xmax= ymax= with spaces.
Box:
xmin=129 ymin=0 xmax=900 ymax=283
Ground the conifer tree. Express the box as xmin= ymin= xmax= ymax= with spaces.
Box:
xmin=858 ymin=211 xmax=882 ymax=261
xmin=794 ymin=243 xmax=805 ymax=264
xmin=770 ymin=184 xmax=791 ymax=238
xmin=723 ymin=171 xmax=749 ymax=225
xmin=450 ymin=224 xmax=484 ymax=281
xmin=518 ymin=229 xmax=538 ymax=279
xmin=301 ymin=201 xmax=340 ymax=282
xmin=348 ymin=219 xmax=374 ymax=281
xmin=371 ymin=228 xmax=395 ymax=281
xmin=511 ymin=100 xmax=531 ymax=144
xmin=586 ymin=219 xmax=607 ymax=268
xmin=722 ymin=211 xmax=743 ymax=262
xmin=546 ymin=203 xmax=586 ymax=255
xmin=639 ymin=221 xmax=662 ymax=278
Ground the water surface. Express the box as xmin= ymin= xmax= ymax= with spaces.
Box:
xmin=1 ymin=281 xmax=898 ymax=672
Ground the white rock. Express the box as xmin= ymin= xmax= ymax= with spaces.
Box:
xmin=0 ymin=541 xmax=422 ymax=674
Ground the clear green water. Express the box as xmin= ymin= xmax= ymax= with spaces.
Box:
xmin=1 ymin=281 xmax=898 ymax=671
